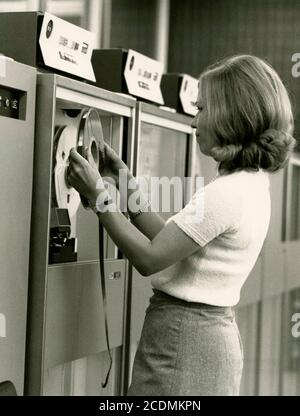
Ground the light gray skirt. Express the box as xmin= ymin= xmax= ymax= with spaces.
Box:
xmin=127 ymin=289 xmax=244 ymax=396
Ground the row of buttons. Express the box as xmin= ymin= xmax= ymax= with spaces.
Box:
xmin=0 ymin=96 xmax=18 ymax=110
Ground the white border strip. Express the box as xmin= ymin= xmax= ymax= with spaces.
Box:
xmin=56 ymin=86 xmax=132 ymax=117
xmin=140 ymin=111 xmax=193 ymax=134
xmin=0 ymin=56 xmax=7 ymax=77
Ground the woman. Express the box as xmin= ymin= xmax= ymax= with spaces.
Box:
xmin=67 ymin=55 xmax=295 ymax=395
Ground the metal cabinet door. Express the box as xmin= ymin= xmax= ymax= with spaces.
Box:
xmin=0 ymin=60 xmax=36 ymax=395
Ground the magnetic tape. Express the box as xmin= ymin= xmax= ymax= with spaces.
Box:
xmin=51 ymin=108 xmax=112 ymax=386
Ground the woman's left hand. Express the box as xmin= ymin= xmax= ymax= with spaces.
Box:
xmin=67 ymin=148 xmax=104 ymax=206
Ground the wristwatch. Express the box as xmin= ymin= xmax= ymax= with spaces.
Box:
xmin=128 ymin=199 xmax=151 ymax=221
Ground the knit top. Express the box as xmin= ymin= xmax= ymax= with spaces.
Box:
xmin=151 ymin=169 xmax=271 ymax=306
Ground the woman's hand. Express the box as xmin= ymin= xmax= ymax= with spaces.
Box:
xmin=100 ymin=143 xmax=132 ymax=189
xmin=67 ymin=148 xmax=104 ymax=206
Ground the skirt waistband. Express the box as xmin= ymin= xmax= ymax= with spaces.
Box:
xmin=150 ymin=288 xmax=234 ymax=314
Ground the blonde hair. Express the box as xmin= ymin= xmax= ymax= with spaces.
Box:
xmin=199 ymin=55 xmax=296 ymax=173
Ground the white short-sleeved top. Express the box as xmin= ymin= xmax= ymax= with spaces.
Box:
xmin=151 ymin=169 xmax=271 ymax=306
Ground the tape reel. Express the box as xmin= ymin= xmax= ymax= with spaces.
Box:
xmin=53 ymin=108 xmax=105 ymax=215
xmin=77 ymin=108 xmax=105 ymax=208
xmin=53 ymin=124 xmax=81 ymax=217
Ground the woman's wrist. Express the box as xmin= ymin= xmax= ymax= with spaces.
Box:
xmin=127 ymin=186 xmax=151 ymax=219
xmin=128 ymin=198 xmax=151 ymax=221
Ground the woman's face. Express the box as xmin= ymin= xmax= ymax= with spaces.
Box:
xmin=191 ymin=89 xmax=218 ymax=156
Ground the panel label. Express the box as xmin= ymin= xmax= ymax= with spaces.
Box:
xmin=124 ymin=49 xmax=164 ymax=104
xmin=39 ymin=12 xmax=96 ymax=81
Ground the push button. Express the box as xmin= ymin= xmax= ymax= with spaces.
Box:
xmin=108 ymin=271 xmax=122 ymax=280
xmin=11 ymin=99 xmax=18 ymax=110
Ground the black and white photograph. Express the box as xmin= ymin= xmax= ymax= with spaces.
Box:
xmin=0 ymin=0 xmax=300 ymax=404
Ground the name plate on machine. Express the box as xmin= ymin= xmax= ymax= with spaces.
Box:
xmin=39 ymin=12 xmax=96 ymax=82
xmin=124 ymin=49 xmax=164 ymax=105
xmin=179 ymin=74 xmax=198 ymax=116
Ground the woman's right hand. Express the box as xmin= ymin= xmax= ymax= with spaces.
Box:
xmin=99 ymin=142 xmax=132 ymax=189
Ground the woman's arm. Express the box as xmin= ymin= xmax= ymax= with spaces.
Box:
xmin=102 ymin=144 xmax=165 ymax=240
xmin=129 ymin=210 xmax=166 ymax=240
xmin=95 ymin=206 xmax=200 ymax=276
xmin=67 ymin=148 xmax=200 ymax=276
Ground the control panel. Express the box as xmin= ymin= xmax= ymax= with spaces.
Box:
xmin=0 ymin=86 xmax=26 ymax=120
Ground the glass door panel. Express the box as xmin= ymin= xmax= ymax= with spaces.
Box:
xmin=137 ymin=122 xmax=188 ymax=220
